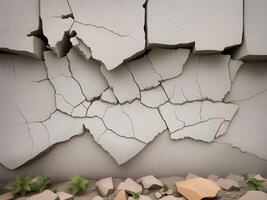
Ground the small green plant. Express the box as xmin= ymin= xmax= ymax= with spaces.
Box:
xmin=130 ymin=192 xmax=140 ymax=199
xmin=31 ymin=173 xmax=51 ymax=193
xmin=52 ymin=188 xmax=57 ymax=193
xmin=162 ymin=184 xmax=170 ymax=192
xmin=11 ymin=175 xmax=32 ymax=196
xmin=70 ymin=176 xmax=88 ymax=194
xmin=242 ymin=173 xmax=264 ymax=191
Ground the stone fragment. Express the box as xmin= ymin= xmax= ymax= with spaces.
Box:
xmin=233 ymin=0 xmax=267 ymax=61
xmin=117 ymin=178 xmax=142 ymax=193
xmin=0 ymin=0 xmax=45 ymax=58
xmin=254 ymin=174 xmax=265 ymax=181
xmin=0 ymin=191 xmax=14 ymax=200
xmin=138 ymin=175 xmax=163 ymax=189
xmin=226 ymin=174 xmax=244 ymax=183
xmin=160 ymin=196 xmax=186 ymax=200
xmin=159 ymin=177 xmax=184 ymax=194
xmin=92 ymin=196 xmax=103 ymax=200
xmin=26 ymin=190 xmax=57 ymax=200
xmin=186 ymin=173 xmax=199 ymax=180
xmin=239 ymin=191 xmax=267 ymax=200
xmin=141 ymin=87 xmax=169 ymax=108
xmin=129 ymin=195 xmax=151 ymax=200
xmin=57 ymin=191 xmax=73 ymax=200
xmin=175 ymin=178 xmax=220 ymax=200
xmin=40 ymin=0 xmax=73 ymax=57
xmin=115 ymin=191 xmax=127 ymax=200
xmin=100 ymin=64 xmax=140 ymax=103
xmin=95 ymin=177 xmax=113 ymax=197
xmin=101 ymin=89 xmax=117 ymax=104
xmin=207 ymin=175 xmax=219 ymax=181
xmin=69 ymin=0 xmax=146 ymax=70
xmin=216 ymin=178 xmax=240 ymax=190
xmin=147 ymin=0 xmax=242 ymax=52
xmin=155 ymin=192 xmax=162 ymax=199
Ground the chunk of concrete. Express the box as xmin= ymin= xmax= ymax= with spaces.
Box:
xmin=57 ymin=191 xmax=73 ymax=200
xmin=69 ymin=0 xmax=146 ymax=70
xmin=91 ymin=196 xmax=103 ymax=200
xmin=26 ymin=190 xmax=57 ymax=200
xmin=138 ymin=175 xmax=163 ymax=189
xmin=0 ymin=191 xmax=14 ymax=200
xmin=233 ymin=0 xmax=267 ymax=61
xmin=226 ymin=174 xmax=244 ymax=183
xmin=160 ymin=196 xmax=186 ymax=200
xmin=216 ymin=178 xmax=240 ymax=191
xmin=114 ymin=191 xmax=127 ymax=200
xmin=95 ymin=177 xmax=113 ymax=197
xmin=175 ymin=178 xmax=220 ymax=200
xmin=207 ymin=175 xmax=219 ymax=181
xmin=186 ymin=173 xmax=199 ymax=180
xmin=129 ymin=195 xmax=151 ymax=200
xmin=239 ymin=191 xmax=267 ymax=200
xmin=117 ymin=178 xmax=142 ymax=193
xmin=147 ymin=0 xmax=242 ymax=53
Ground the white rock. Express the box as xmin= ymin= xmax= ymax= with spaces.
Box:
xmin=160 ymin=195 xmax=186 ymax=200
xmin=117 ymin=178 xmax=142 ymax=193
xmin=57 ymin=191 xmax=73 ymax=200
xmin=147 ymin=0 xmax=242 ymax=52
xmin=96 ymin=130 xmax=146 ymax=165
xmin=67 ymin=49 xmax=108 ymax=101
xmin=147 ymin=48 xmax=190 ymax=81
xmin=69 ymin=0 xmax=146 ymax=70
xmin=100 ymin=64 xmax=140 ymax=103
xmin=155 ymin=192 xmax=162 ymax=199
xmin=101 ymin=89 xmax=117 ymax=104
xmin=95 ymin=177 xmax=113 ymax=197
xmin=171 ymin=118 xmax=225 ymax=142
xmin=138 ymin=175 xmax=162 ymax=189
xmin=186 ymin=173 xmax=199 ymax=180
xmin=233 ymin=0 xmax=267 ymax=61
xmin=0 ymin=0 xmax=45 ymax=58
xmin=127 ymin=56 xmax=161 ymax=90
xmin=254 ymin=174 xmax=265 ymax=181
xmin=141 ymin=87 xmax=168 ymax=108
xmin=92 ymin=196 xmax=103 ymax=200
xmin=216 ymin=178 xmax=240 ymax=190
xmin=239 ymin=191 xmax=267 ymax=200
xmin=207 ymin=175 xmax=219 ymax=181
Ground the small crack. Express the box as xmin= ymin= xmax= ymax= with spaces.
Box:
xmin=231 ymin=88 xmax=267 ymax=103
xmin=121 ymin=106 xmax=135 ymax=138
xmin=196 ymin=56 xmax=203 ymax=99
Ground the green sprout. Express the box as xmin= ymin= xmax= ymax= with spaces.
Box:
xmin=162 ymin=184 xmax=170 ymax=192
xmin=70 ymin=176 xmax=89 ymax=194
xmin=11 ymin=175 xmax=32 ymax=196
xmin=31 ymin=173 xmax=51 ymax=193
xmin=130 ymin=192 xmax=140 ymax=199
xmin=242 ymin=173 xmax=264 ymax=191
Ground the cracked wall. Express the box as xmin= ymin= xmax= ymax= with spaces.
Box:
xmin=0 ymin=0 xmax=267 ymax=177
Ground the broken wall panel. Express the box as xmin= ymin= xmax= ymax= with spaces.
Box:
xmin=147 ymin=0 xmax=243 ymax=53
xmin=233 ymin=0 xmax=267 ymax=61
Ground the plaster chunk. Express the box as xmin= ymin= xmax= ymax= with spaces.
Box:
xmin=127 ymin=56 xmax=161 ymax=90
xmin=171 ymin=118 xmax=225 ymax=142
xmin=138 ymin=175 xmax=163 ymax=189
xmin=147 ymin=0 xmax=242 ymax=53
xmin=233 ymin=0 xmax=267 ymax=61
xmin=226 ymin=175 xmax=243 ymax=183
xmin=70 ymin=37 xmax=92 ymax=61
xmin=87 ymin=100 xmax=113 ymax=118
xmin=69 ymin=0 xmax=146 ymax=70
xmin=68 ymin=49 xmax=108 ymax=101
xmin=216 ymin=121 xmax=230 ymax=138
xmin=95 ymin=177 xmax=113 ymax=197
xmin=122 ymin=101 xmax=166 ymax=143
xmin=26 ymin=190 xmax=57 ymax=200
xmin=40 ymin=0 xmax=73 ymax=57
xmin=103 ymin=105 xmax=134 ymax=138
xmin=159 ymin=103 xmax=185 ymax=133
xmin=201 ymin=101 xmax=238 ymax=121
xmin=216 ymin=178 xmax=240 ymax=191
xmin=0 ymin=0 xmax=45 ymax=59
xmin=239 ymin=191 xmax=267 ymax=200
xmin=100 ymin=64 xmax=140 ymax=103
xmin=219 ymin=62 xmax=267 ymax=159
xmin=147 ymin=48 xmax=190 ymax=80
xmin=117 ymin=178 xmax=142 ymax=193
xmin=141 ymin=87 xmax=168 ymax=108
xmin=101 ymin=88 xmax=118 ymax=104
xmin=96 ymin=130 xmax=146 ymax=165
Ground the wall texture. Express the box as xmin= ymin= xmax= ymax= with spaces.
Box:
xmin=0 ymin=0 xmax=267 ymax=180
